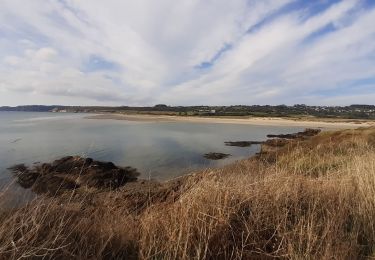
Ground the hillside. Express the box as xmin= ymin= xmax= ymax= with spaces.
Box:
xmin=1 ymin=127 xmax=375 ymax=259
xmin=1 ymin=104 xmax=375 ymax=119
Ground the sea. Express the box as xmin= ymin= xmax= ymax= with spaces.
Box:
xmin=0 ymin=111 xmax=304 ymax=206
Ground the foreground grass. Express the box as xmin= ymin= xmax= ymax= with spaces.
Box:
xmin=1 ymin=127 xmax=375 ymax=259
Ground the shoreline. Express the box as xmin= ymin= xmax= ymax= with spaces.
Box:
xmin=2 ymin=127 xmax=375 ymax=258
xmin=85 ymin=113 xmax=375 ymax=128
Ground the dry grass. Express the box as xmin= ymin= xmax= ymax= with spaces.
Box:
xmin=1 ymin=127 xmax=375 ymax=259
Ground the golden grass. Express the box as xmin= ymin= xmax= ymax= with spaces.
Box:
xmin=0 ymin=127 xmax=375 ymax=259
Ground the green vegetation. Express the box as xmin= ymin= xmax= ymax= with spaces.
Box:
xmin=1 ymin=104 xmax=375 ymax=119
xmin=1 ymin=127 xmax=375 ymax=259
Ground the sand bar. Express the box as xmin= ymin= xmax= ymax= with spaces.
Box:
xmin=86 ymin=113 xmax=375 ymax=129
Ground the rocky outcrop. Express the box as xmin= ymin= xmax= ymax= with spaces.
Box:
xmin=203 ymin=152 xmax=231 ymax=160
xmin=8 ymin=156 xmax=139 ymax=195
xmin=224 ymin=141 xmax=263 ymax=147
xmin=267 ymin=128 xmax=321 ymax=139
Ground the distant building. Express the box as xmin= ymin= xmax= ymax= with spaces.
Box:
xmin=197 ymin=109 xmax=216 ymax=115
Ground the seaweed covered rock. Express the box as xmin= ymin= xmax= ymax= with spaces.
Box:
xmin=8 ymin=156 xmax=140 ymax=195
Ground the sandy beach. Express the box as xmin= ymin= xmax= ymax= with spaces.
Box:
xmin=86 ymin=113 xmax=375 ymax=129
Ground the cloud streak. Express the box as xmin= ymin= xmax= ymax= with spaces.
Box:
xmin=0 ymin=0 xmax=374 ymax=106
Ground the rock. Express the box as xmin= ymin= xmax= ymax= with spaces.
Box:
xmin=8 ymin=156 xmax=140 ymax=195
xmin=7 ymin=164 xmax=39 ymax=189
xmin=32 ymin=175 xmax=79 ymax=195
xmin=203 ymin=152 xmax=231 ymax=160
xmin=78 ymin=166 xmax=139 ymax=189
xmin=224 ymin=141 xmax=263 ymax=147
xmin=267 ymin=128 xmax=321 ymax=139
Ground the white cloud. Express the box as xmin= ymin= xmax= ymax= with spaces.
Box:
xmin=0 ymin=0 xmax=374 ymax=106
xmin=33 ymin=47 xmax=58 ymax=61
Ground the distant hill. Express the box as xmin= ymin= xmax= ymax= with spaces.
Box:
xmin=0 ymin=105 xmax=64 ymax=112
xmin=1 ymin=104 xmax=375 ymax=119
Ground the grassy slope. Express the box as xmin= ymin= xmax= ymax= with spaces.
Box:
xmin=1 ymin=127 xmax=375 ymax=259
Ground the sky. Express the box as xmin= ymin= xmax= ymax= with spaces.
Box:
xmin=0 ymin=0 xmax=375 ymax=106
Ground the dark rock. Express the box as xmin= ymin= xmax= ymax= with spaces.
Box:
xmin=8 ymin=164 xmax=28 ymax=172
xmin=267 ymin=128 xmax=321 ymax=139
xmin=203 ymin=152 xmax=231 ymax=160
xmin=7 ymin=164 xmax=39 ymax=189
xmin=32 ymin=175 xmax=79 ymax=195
xmin=224 ymin=141 xmax=263 ymax=147
xmin=8 ymin=156 xmax=140 ymax=195
xmin=78 ymin=166 xmax=139 ymax=189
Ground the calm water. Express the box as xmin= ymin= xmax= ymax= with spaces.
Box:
xmin=0 ymin=112 xmax=304 ymax=184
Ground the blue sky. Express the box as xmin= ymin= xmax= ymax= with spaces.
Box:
xmin=0 ymin=0 xmax=374 ymax=106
